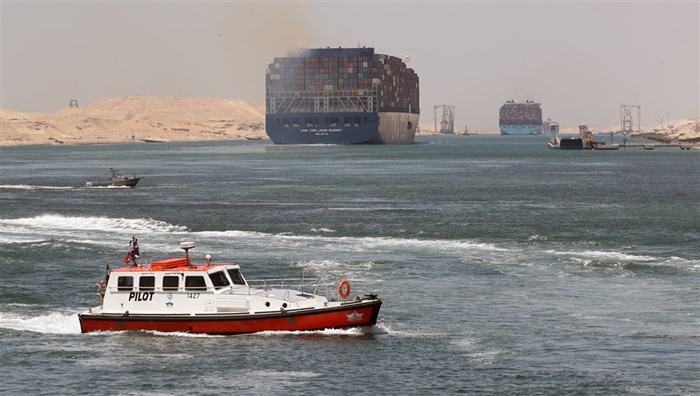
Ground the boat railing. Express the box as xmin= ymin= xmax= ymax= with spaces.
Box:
xmin=245 ymin=278 xmax=338 ymax=301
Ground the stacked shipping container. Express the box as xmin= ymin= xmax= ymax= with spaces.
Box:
xmin=265 ymin=47 xmax=419 ymax=115
xmin=499 ymin=100 xmax=543 ymax=125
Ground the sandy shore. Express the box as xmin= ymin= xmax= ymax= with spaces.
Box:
xmin=0 ymin=96 xmax=267 ymax=146
xmin=1 ymin=96 xmax=698 ymax=146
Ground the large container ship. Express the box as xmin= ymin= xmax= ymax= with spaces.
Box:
xmin=499 ymin=100 xmax=543 ymax=135
xmin=265 ymin=47 xmax=420 ymax=144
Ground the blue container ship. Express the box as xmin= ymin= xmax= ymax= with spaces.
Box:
xmin=499 ymin=100 xmax=543 ymax=135
xmin=265 ymin=47 xmax=420 ymax=144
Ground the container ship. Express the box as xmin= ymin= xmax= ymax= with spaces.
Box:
xmin=265 ymin=47 xmax=420 ymax=144
xmin=499 ymin=100 xmax=543 ymax=135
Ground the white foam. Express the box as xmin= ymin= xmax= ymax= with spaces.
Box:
xmin=85 ymin=184 xmax=135 ymax=189
xmin=0 ymin=184 xmax=74 ymax=190
xmin=470 ymin=350 xmax=500 ymax=364
xmin=451 ymin=337 xmax=477 ymax=350
xmin=0 ymin=311 xmax=81 ymax=334
xmin=0 ymin=214 xmax=187 ymax=234
xmin=544 ymin=248 xmax=656 ymax=262
xmin=142 ymin=330 xmax=223 ymax=338
xmin=254 ymin=326 xmax=374 ymax=337
xmin=310 ymin=227 xmax=336 ymax=233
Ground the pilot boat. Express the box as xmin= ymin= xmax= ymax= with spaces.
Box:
xmin=78 ymin=239 xmax=382 ymax=335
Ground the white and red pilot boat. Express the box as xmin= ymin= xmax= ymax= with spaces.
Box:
xmin=78 ymin=239 xmax=382 ymax=335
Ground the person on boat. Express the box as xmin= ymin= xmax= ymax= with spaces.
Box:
xmin=131 ymin=238 xmax=140 ymax=266
xmin=123 ymin=237 xmax=141 ymax=266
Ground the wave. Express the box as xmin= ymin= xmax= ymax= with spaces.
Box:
xmin=1 ymin=214 xmax=503 ymax=254
xmin=3 ymin=214 xmax=694 ymax=274
xmin=84 ymin=185 xmax=135 ymax=189
xmin=0 ymin=184 xmax=74 ymax=190
xmin=253 ymin=325 xmax=381 ymax=337
xmin=563 ymin=252 xmax=700 ymax=273
xmin=310 ymin=227 xmax=336 ymax=233
xmin=0 ymin=311 xmax=81 ymax=334
xmin=0 ymin=214 xmax=187 ymax=234
xmin=196 ymin=228 xmax=507 ymax=254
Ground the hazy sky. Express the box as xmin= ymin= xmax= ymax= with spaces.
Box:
xmin=2 ymin=1 xmax=698 ymax=130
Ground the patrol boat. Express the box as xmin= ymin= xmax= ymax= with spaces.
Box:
xmin=85 ymin=167 xmax=141 ymax=188
xmin=78 ymin=239 xmax=382 ymax=335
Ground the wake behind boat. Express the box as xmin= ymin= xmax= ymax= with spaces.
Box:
xmin=86 ymin=167 xmax=141 ymax=188
xmin=78 ymin=238 xmax=382 ymax=335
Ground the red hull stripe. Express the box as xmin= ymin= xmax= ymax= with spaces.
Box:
xmin=79 ymin=300 xmax=381 ymax=335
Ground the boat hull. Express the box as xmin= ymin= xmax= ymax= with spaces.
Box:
xmin=265 ymin=112 xmax=418 ymax=144
xmin=78 ymin=299 xmax=381 ymax=335
xmin=500 ymin=125 xmax=543 ymax=135
xmin=87 ymin=177 xmax=141 ymax=188
xmin=560 ymin=138 xmax=585 ymax=150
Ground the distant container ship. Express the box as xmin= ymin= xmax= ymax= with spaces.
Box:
xmin=499 ymin=100 xmax=543 ymax=135
xmin=265 ymin=47 xmax=420 ymax=144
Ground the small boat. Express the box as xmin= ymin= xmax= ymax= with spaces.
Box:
xmin=86 ymin=167 xmax=141 ymax=188
xmin=550 ymin=124 xmax=598 ymax=150
xmin=78 ymin=239 xmax=382 ymax=335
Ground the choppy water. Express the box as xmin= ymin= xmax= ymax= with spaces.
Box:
xmin=1 ymin=135 xmax=698 ymax=395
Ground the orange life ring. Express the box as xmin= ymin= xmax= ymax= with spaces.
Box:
xmin=338 ymin=279 xmax=351 ymax=299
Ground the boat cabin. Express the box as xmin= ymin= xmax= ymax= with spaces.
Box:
xmin=101 ymin=258 xmax=251 ymax=315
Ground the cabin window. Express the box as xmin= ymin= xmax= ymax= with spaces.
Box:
xmin=163 ymin=275 xmax=179 ymax=291
xmin=329 ymin=117 xmax=338 ymax=127
xmin=117 ymin=276 xmax=133 ymax=291
xmin=185 ymin=275 xmax=207 ymax=291
xmin=139 ymin=276 xmax=155 ymax=291
xmin=344 ymin=117 xmax=351 ymax=126
xmin=208 ymin=271 xmax=230 ymax=290
xmin=354 ymin=117 xmax=361 ymax=126
xmin=226 ymin=269 xmax=246 ymax=285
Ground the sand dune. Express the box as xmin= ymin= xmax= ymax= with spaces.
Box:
xmin=0 ymin=96 xmax=266 ymax=146
xmin=1 ymin=96 xmax=698 ymax=145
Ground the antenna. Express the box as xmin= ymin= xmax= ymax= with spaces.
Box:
xmin=180 ymin=241 xmax=196 ymax=264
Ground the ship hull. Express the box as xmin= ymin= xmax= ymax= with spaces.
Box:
xmin=559 ymin=138 xmax=591 ymax=150
xmin=86 ymin=177 xmax=141 ymax=188
xmin=499 ymin=125 xmax=543 ymax=135
xmin=374 ymin=112 xmax=419 ymax=144
xmin=266 ymin=112 xmax=418 ymax=145
xmin=78 ymin=299 xmax=381 ymax=335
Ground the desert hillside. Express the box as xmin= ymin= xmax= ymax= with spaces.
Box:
xmin=0 ymin=96 xmax=266 ymax=146
xmin=1 ymin=96 xmax=698 ymax=145
xmin=630 ymin=118 xmax=700 ymax=143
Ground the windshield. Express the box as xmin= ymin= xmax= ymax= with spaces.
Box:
xmin=208 ymin=270 xmax=230 ymax=290
xmin=226 ymin=268 xmax=246 ymax=285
